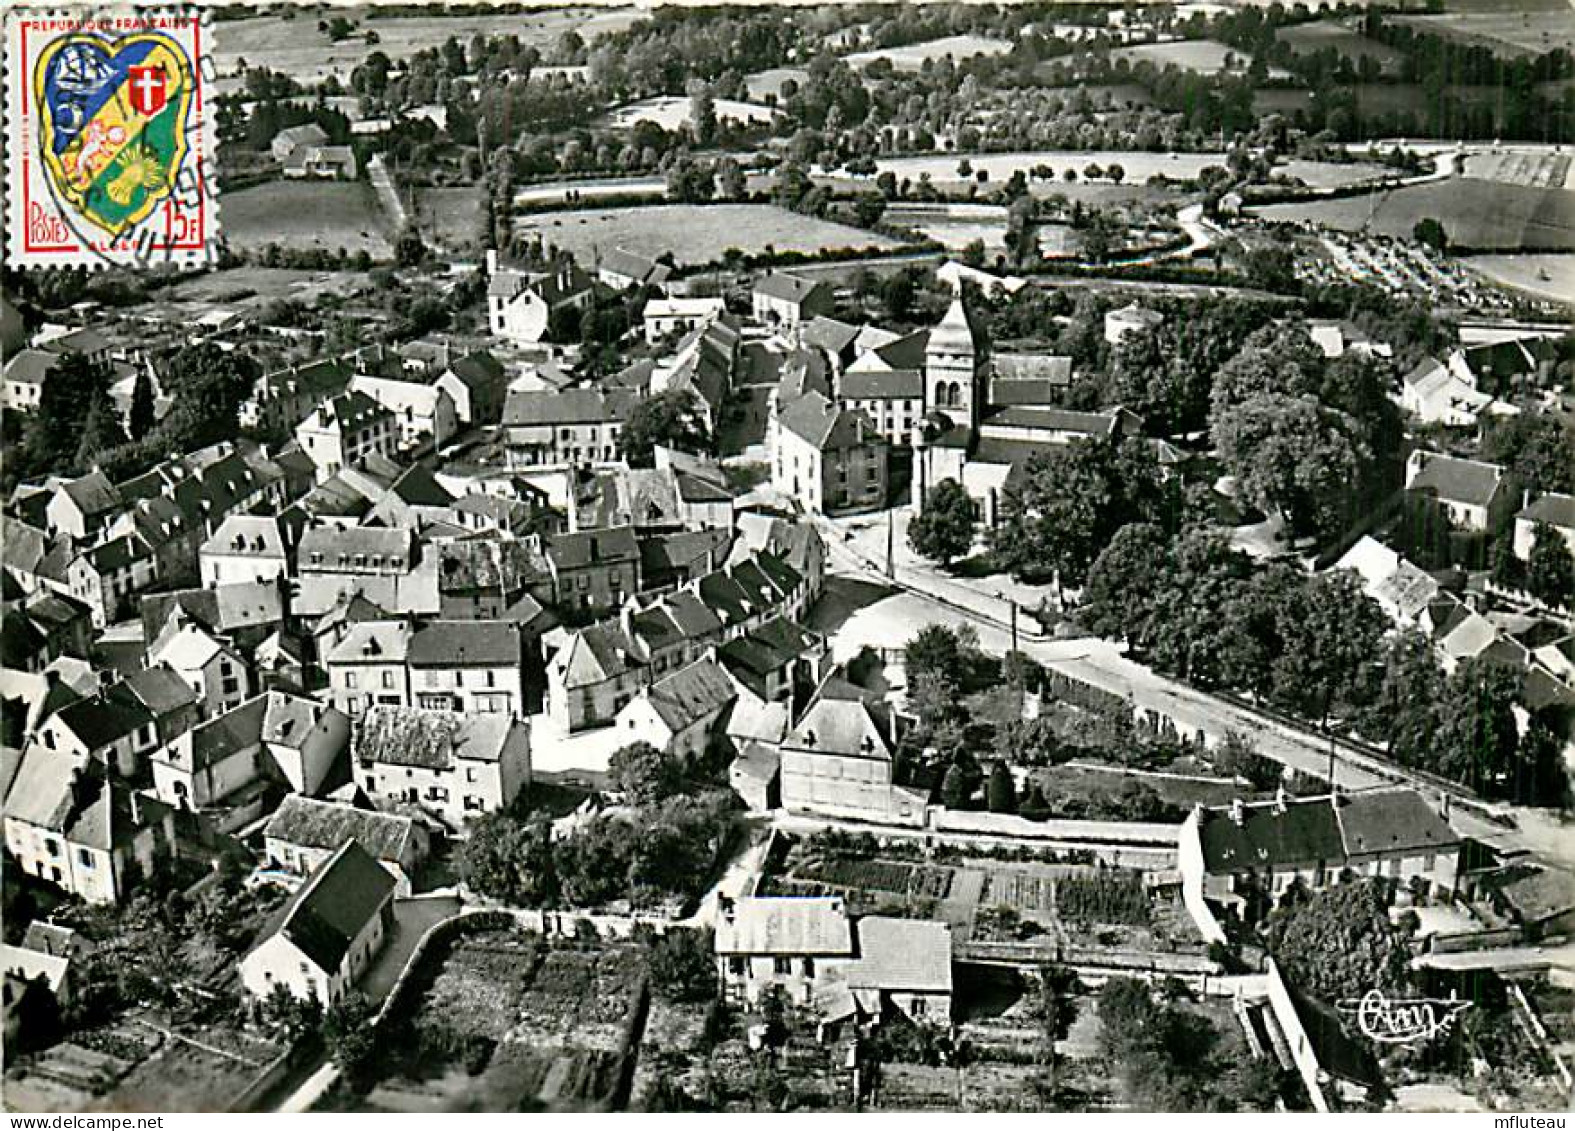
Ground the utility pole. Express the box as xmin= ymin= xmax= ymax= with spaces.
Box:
xmin=1010 ymin=598 xmax=1019 ymax=655
xmin=885 ymin=508 xmax=894 ymax=580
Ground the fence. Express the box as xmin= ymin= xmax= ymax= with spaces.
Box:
xmin=956 ymin=937 xmax=1217 ymax=978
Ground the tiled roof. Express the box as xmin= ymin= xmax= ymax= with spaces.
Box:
xmin=1333 ymin=789 xmax=1458 ymax=857
xmin=325 ymin=620 xmax=411 ymax=666
xmin=1196 ymin=795 xmax=1345 ymax=873
xmin=354 ymin=706 xmax=521 ymax=769
xmin=1519 ymin=492 xmax=1575 ymax=529
xmin=264 ymin=795 xmax=419 ymax=863
xmin=714 ymin=895 xmax=853 ymax=956
xmin=778 ymin=391 xmax=883 ymax=451
xmin=839 ymin=369 xmax=923 ymax=401
xmin=503 ymin=387 xmax=637 ymax=428
xmin=641 ymin=658 xmax=737 ymax=732
xmin=845 ymin=916 xmax=951 ymax=993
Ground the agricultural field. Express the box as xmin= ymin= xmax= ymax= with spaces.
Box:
xmin=843 ymin=34 xmax=1013 ymax=72
xmin=1254 ymin=176 xmax=1575 ymax=251
xmin=1393 ymin=11 xmax=1575 ymax=58
xmin=1274 ymin=19 xmax=1407 ymax=77
xmin=413 ymin=186 xmax=485 ymax=251
xmin=223 ymin=181 xmax=393 ymax=259
xmin=1274 ymin=158 xmax=1395 ymax=189
xmin=885 ymin=203 xmax=1009 ymax=253
xmin=1459 ymin=254 xmax=1575 ymax=304
xmin=209 ymin=7 xmax=646 ymax=95
xmin=744 ymin=67 xmax=810 ymax=101
xmin=1462 ymin=151 xmax=1574 ymax=191
xmin=363 ymin=929 xmax=647 ymax=1112
xmin=608 ymin=96 xmax=780 ymax=132
xmin=1109 ymin=39 xmax=1294 ymax=80
xmin=515 ymin=203 xmax=906 ymax=266
xmin=164 ymin=265 xmax=369 ymax=305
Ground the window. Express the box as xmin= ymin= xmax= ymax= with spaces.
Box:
xmin=345 ymin=672 xmax=359 ymax=690
xmin=45 ymin=838 xmax=60 ymax=858
xmin=381 ymin=671 xmax=394 ymax=690
xmin=77 ymin=848 xmax=94 ymax=868
xmin=773 ymin=957 xmax=792 ymax=975
xmin=729 ymin=957 xmax=747 ymax=976
xmin=802 ymin=957 xmax=815 ymax=978
xmin=428 ymin=786 xmax=449 ymax=801
xmin=485 ymin=671 xmax=496 ymax=688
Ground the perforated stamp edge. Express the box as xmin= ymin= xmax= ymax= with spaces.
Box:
xmin=2 ymin=4 xmax=220 ymax=272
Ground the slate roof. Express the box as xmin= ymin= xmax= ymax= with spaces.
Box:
xmin=115 ymin=665 xmax=198 ymax=718
xmin=141 ymin=582 xmax=285 ymax=644
xmin=407 ymin=620 xmax=521 ymax=668
xmin=265 ymin=795 xmax=420 ymax=863
xmin=53 ymin=694 xmax=153 ymax=749
xmin=545 ymin=525 xmax=639 ymax=571
xmin=1195 ymin=795 xmax=1345 ymax=872
xmin=254 ymin=839 xmax=394 ymax=974
xmin=840 ymin=369 xmax=923 ymax=401
xmin=58 ymin=470 xmax=122 ymax=519
xmin=1407 ymin=452 xmax=1504 ymax=508
xmin=298 ymin=390 xmax=390 ymax=435
xmin=1519 ymin=492 xmax=1575 ymax=529
xmin=754 ymin=273 xmax=828 ymax=305
xmin=325 ymin=620 xmax=410 ymax=666
xmin=778 ymin=392 xmax=883 ymax=451
xmin=3 ymin=753 xmax=170 ymax=850
xmin=786 ymin=676 xmax=893 ymax=760
xmin=1333 ymin=789 xmax=1459 ymax=858
xmin=985 ymin=406 xmax=1122 ymax=436
xmin=640 ymin=659 xmax=737 ymax=733
xmin=298 ymin=525 xmax=414 ymax=571
xmin=3 ymin=348 xmax=60 ymax=387
xmin=204 ymin=514 xmax=287 ymax=559
xmin=800 ymin=316 xmax=862 ymax=356
xmin=714 ymin=896 xmax=854 ymax=956
xmin=387 ymin=464 xmax=456 ymax=509
xmin=503 ymin=387 xmax=637 ymax=428
xmin=354 ymin=706 xmax=521 ymax=769
xmin=170 ymin=696 xmax=269 ymax=771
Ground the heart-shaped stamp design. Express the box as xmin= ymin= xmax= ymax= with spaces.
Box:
xmin=33 ymin=29 xmax=194 ymax=238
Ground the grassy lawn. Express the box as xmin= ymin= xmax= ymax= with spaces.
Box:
xmin=224 ymin=180 xmax=393 ymax=259
xmin=515 ymin=203 xmax=905 ymax=266
xmin=1255 ymin=176 xmax=1575 ymax=251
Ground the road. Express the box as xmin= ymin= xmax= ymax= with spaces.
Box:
xmin=815 ymin=539 xmax=1575 ymax=875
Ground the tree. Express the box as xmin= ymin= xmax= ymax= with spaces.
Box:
xmin=665 ymin=153 xmax=715 ymax=203
xmin=394 ymin=225 xmax=428 ymax=267
xmin=322 ymin=992 xmax=379 ymax=1091
xmin=458 ymin=812 xmax=557 ymax=906
xmin=986 ymin=761 xmax=1017 ymax=813
xmin=158 ymin=342 xmax=261 ymax=451
xmin=128 ymin=370 xmax=157 ymax=438
xmin=1362 ymin=629 xmax=1445 ymax=766
xmin=904 ymin=623 xmax=973 ymax=691
xmin=715 ymin=155 xmax=746 ymax=200
xmin=1526 ymin=523 xmax=1575 ymax=610
xmin=1482 ymin=415 xmax=1575 ymax=495
xmin=1436 ymin=657 xmax=1521 ymax=795
xmin=908 ymin=479 xmax=977 ymax=565
xmin=688 ymin=81 xmax=718 ymax=146
xmin=1212 ymin=731 xmax=1282 ymax=791
xmin=1262 ymin=880 xmax=1410 ymax=1002
xmin=1079 ymin=522 xmax=1169 ymax=645
xmin=1212 ymin=392 xmax=1367 ymax=542
xmin=880 ymin=270 xmax=914 ymax=320
xmin=1412 ymin=217 xmax=1448 ymax=252
xmin=647 ymin=927 xmax=716 ymax=1002
xmin=74 ymin=391 xmax=127 ymax=468
xmin=609 ymin=741 xmax=679 ymax=805
xmin=1267 ymin=569 xmax=1387 ymax=726
xmin=940 ymin=762 xmax=977 ymax=809
xmin=22 ymin=351 xmax=108 ymax=475
xmin=618 ymin=388 xmax=709 ymax=467
xmin=1036 ymin=964 xmax=1081 ymax=1079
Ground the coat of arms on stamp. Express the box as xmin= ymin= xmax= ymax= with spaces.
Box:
xmin=5 ymin=8 xmax=217 ymax=269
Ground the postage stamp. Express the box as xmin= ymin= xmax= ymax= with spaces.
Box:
xmin=3 ymin=6 xmax=217 ymax=270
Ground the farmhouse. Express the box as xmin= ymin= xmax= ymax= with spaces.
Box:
xmin=614 ymin=657 xmax=737 ymax=762
xmin=263 ymin=795 xmax=430 ymax=897
xmin=714 ymin=896 xmax=954 ymax=1025
xmin=644 ymin=297 xmax=726 ymax=345
xmin=1 ymin=350 xmax=59 ymax=413
xmin=352 ymin=706 xmax=532 ymax=827
xmin=486 ymin=254 xmax=595 ymax=346
xmin=753 ymin=273 xmax=834 ymax=327
xmin=779 ymin=675 xmax=924 ymax=827
xmin=240 ymin=839 xmax=396 ymax=1005
xmin=596 ymin=247 xmax=672 ymax=292
xmin=1404 ymin=450 xmax=1512 ymax=533
xmin=283 ymin=144 xmax=359 ymax=180
xmin=1177 ymin=788 xmax=1462 ymax=942
xmin=270 ymin=123 xmax=328 ymax=162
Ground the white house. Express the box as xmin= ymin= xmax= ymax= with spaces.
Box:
xmin=1404 ymin=450 xmax=1512 ymax=533
xmin=347 ymin=374 xmax=459 ymax=450
xmin=199 ymin=515 xmax=289 ymax=587
xmin=147 ymin=622 xmax=253 ymax=719
xmin=644 ymin=297 xmax=726 ymax=345
xmin=614 ymin=657 xmax=737 ymax=763
xmin=240 ymin=839 xmax=396 ymax=1005
xmin=1514 ymin=492 xmax=1575 ymax=561
xmin=486 ymin=256 xmax=594 ymax=346
xmin=352 ymin=706 xmax=531 ymax=829
xmin=752 ymin=273 xmax=833 ymax=328
xmin=294 ymin=391 xmax=398 ymax=482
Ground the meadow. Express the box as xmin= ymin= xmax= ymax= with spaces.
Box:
xmin=1393 ymin=11 xmax=1575 ymax=57
xmin=843 ymin=33 xmax=1013 ymax=71
xmin=210 ymin=7 xmax=645 ymax=94
xmin=1462 ymin=151 xmax=1573 ymax=191
xmin=1460 ymin=254 xmax=1575 ymax=303
xmin=1109 ymin=38 xmax=1294 ymax=79
xmin=223 ymin=180 xmax=393 ymax=258
xmin=607 ymin=96 xmax=779 ymax=132
xmin=743 ymin=67 xmax=809 ymax=101
xmin=515 ymin=202 xmax=906 ymax=265
xmin=1274 ymin=19 xmax=1407 ymax=76
xmin=1255 ymin=176 xmax=1575 ymax=251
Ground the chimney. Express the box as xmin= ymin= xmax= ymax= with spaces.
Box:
xmin=1229 ymin=798 xmax=1245 ymax=826
xmin=486 ymin=249 xmax=499 ymax=277
xmin=619 ymin=597 xmax=635 ymax=639
xmin=128 ymin=787 xmax=142 ymax=826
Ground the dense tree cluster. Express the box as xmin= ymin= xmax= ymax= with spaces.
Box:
xmin=1261 ymin=879 xmax=1412 ymax=1003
